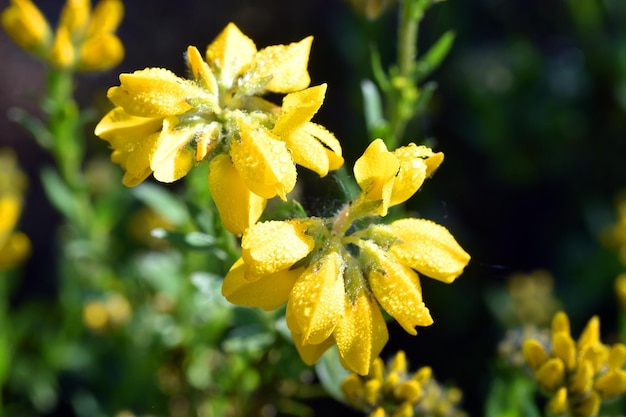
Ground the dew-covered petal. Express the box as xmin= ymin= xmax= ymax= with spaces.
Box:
xmin=108 ymin=68 xmax=200 ymax=117
xmin=274 ymin=85 xmax=326 ymax=135
xmin=249 ymin=36 xmax=312 ymax=94
xmin=95 ymin=106 xmax=163 ymax=149
xmin=241 ymin=219 xmax=315 ymax=276
xmin=230 ymin=117 xmax=296 ymax=200
xmin=389 ymin=218 xmax=470 ymax=283
xmin=353 ymin=139 xmax=398 ymax=216
xmin=150 ymin=117 xmax=195 ymax=183
xmin=186 ymin=45 xmax=218 ymax=97
xmin=208 ymin=154 xmax=266 ymax=236
xmin=222 ymin=258 xmax=303 ymax=311
xmin=363 ymin=241 xmax=433 ymax=335
xmin=206 ymin=22 xmax=256 ymax=87
xmin=115 ymin=131 xmax=160 ymax=187
xmin=334 ymin=290 xmax=388 ymax=376
xmin=287 ymin=252 xmax=345 ymax=344
xmin=286 ymin=310 xmax=335 ymax=366
xmin=388 ymin=143 xmax=431 ymax=207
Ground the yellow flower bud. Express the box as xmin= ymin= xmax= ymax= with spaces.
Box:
xmin=536 ymin=358 xmax=565 ymax=391
xmin=394 ymin=380 xmax=422 ymax=403
xmin=522 ymin=339 xmax=548 ymax=371
xmin=547 ymin=387 xmax=568 ymax=415
xmin=1 ymin=0 xmax=51 ymax=54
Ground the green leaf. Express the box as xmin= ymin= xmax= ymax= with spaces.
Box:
xmin=361 ymin=79 xmax=389 ymax=140
xmin=315 ymin=346 xmax=350 ymax=403
xmin=40 ymin=167 xmax=79 ymax=219
xmin=132 ymin=182 xmax=190 ymax=227
xmin=413 ymin=30 xmax=455 ymax=81
xmin=485 ymin=373 xmax=541 ymax=417
xmin=413 ymin=81 xmax=438 ymax=115
xmin=7 ymin=107 xmax=54 ymax=149
xmin=151 ymin=229 xmax=222 ymax=253
xmin=370 ymin=45 xmax=391 ymax=93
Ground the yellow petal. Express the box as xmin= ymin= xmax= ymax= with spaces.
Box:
xmin=78 ymin=33 xmax=124 ymax=71
xmin=230 ymin=117 xmax=296 ymax=200
xmin=547 ymin=387 xmax=568 ymax=415
xmin=186 ymin=45 xmax=218 ymax=97
xmin=241 ymin=219 xmax=315 ymax=276
xmin=206 ymin=22 xmax=256 ymax=87
xmin=150 ymin=117 xmax=194 ymax=183
xmin=577 ymin=316 xmax=600 ymax=351
xmin=249 ymin=36 xmax=313 ymax=93
xmin=594 ymin=369 xmax=626 ymax=398
xmin=388 ymin=143 xmax=431 ymax=207
xmin=118 ymin=131 xmax=159 ymax=187
xmin=522 ymin=339 xmax=548 ymax=371
xmin=363 ymin=241 xmax=433 ymax=335
xmin=287 ymin=252 xmax=345 ymax=344
xmin=389 ymin=218 xmax=470 ymax=283
xmin=341 ymin=374 xmax=364 ymax=406
xmin=49 ymin=26 xmax=75 ymax=69
xmin=551 ymin=311 xmax=570 ymax=335
xmin=334 ymin=289 xmax=388 ymax=376
xmin=569 ymin=359 xmax=593 ymax=395
xmin=108 ymin=68 xmax=200 ymax=117
xmin=552 ymin=332 xmax=576 ymax=371
xmin=608 ymin=343 xmax=626 ymax=370
xmin=354 ymin=139 xmax=398 ymax=216
xmin=570 ymin=390 xmax=600 ymax=417
xmin=1 ymin=0 xmax=51 ymax=53
xmin=285 ymin=307 xmax=335 ymax=365
xmin=58 ymin=0 xmax=90 ymax=38
xmin=86 ymin=0 xmax=123 ymax=37
xmin=94 ymin=107 xmax=163 ymax=149
xmin=536 ymin=358 xmax=565 ymax=391
xmin=222 ymin=258 xmax=302 ymax=311
xmin=274 ymin=85 xmax=326 ymax=135
xmin=208 ymin=154 xmax=266 ymax=236
xmin=0 ymin=195 xmax=22 ymax=243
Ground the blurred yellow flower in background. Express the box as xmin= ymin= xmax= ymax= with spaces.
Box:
xmin=341 ymin=350 xmax=467 ymax=417
xmin=96 ymin=23 xmax=342 ymax=235
xmin=1 ymin=0 xmax=124 ymax=71
xmin=222 ymin=140 xmax=470 ymax=374
xmin=523 ymin=311 xmax=626 ymax=417
xmin=0 ymin=149 xmax=31 ymax=271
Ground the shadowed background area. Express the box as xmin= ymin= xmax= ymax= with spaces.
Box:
xmin=1 ymin=0 xmax=626 ymax=415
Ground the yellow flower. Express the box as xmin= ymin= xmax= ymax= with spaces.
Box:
xmin=1 ymin=0 xmax=52 ymax=54
xmin=95 ymin=23 xmax=343 ymax=235
xmin=1 ymin=0 xmax=124 ymax=71
xmin=522 ymin=311 xmax=626 ymax=417
xmin=341 ymin=351 xmax=467 ymax=417
xmin=222 ymin=141 xmax=469 ymax=374
xmin=0 ymin=149 xmax=31 ymax=270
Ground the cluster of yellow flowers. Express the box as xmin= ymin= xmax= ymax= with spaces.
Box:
xmin=1 ymin=0 xmax=124 ymax=71
xmin=95 ymin=23 xmax=342 ymax=235
xmin=523 ymin=311 xmax=626 ymax=417
xmin=0 ymin=149 xmax=31 ymax=271
xmin=92 ymin=22 xmax=470 ymax=374
xmin=342 ymin=351 xmax=467 ymax=417
xmin=223 ymin=138 xmax=470 ymax=374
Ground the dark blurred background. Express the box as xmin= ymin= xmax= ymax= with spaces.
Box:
xmin=2 ymin=0 xmax=626 ymax=415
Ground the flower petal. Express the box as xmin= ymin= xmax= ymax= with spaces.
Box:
xmin=334 ymin=289 xmax=388 ymax=375
xmin=108 ymin=68 xmax=200 ymax=117
xmin=353 ymin=139 xmax=398 ymax=216
xmin=241 ymin=219 xmax=315 ymax=276
xmin=249 ymin=36 xmax=313 ymax=93
xmin=150 ymin=117 xmax=195 ymax=183
xmin=287 ymin=252 xmax=345 ymax=344
xmin=389 ymin=218 xmax=470 ymax=283
xmin=206 ymin=22 xmax=256 ymax=88
xmin=186 ymin=45 xmax=218 ymax=97
xmin=230 ymin=117 xmax=296 ymax=200
xmin=208 ymin=154 xmax=266 ymax=236
xmin=274 ymin=85 xmax=326 ymax=135
xmin=86 ymin=0 xmax=123 ymax=37
xmin=222 ymin=258 xmax=303 ymax=311
xmin=78 ymin=32 xmax=124 ymax=71
xmin=388 ymin=143 xmax=431 ymax=207
xmin=1 ymin=0 xmax=52 ymax=53
xmin=363 ymin=240 xmax=433 ymax=335
xmin=95 ymin=107 xmax=163 ymax=148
